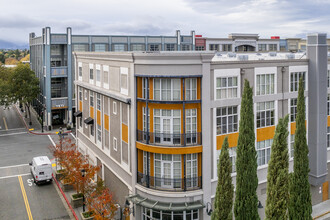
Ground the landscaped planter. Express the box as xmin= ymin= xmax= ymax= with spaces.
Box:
xmin=70 ymin=193 xmax=83 ymax=208
xmin=55 ymin=169 xmax=65 ymax=180
xmin=61 ymin=180 xmax=74 ymax=192
xmin=81 ymin=211 xmax=94 ymax=220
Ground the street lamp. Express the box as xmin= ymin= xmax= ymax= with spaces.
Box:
xmin=123 ymin=199 xmax=134 ymax=217
xmin=56 ymin=127 xmax=68 ymax=171
xmin=41 ymin=104 xmax=45 ymax=133
xmin=81 ymin=169 xmax=86 ymax=212
xmin=206 ymin=202 xmax=212 ymax=216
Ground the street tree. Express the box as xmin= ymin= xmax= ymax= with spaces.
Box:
xmin=289 ymin=78 xmax=312 ymax=219
xmin=234 ymin=79 xmax=260 ymax=220
xmin=0 ymin=65 xmax=13 ymax=107
xmin=87 ymin=188 xmax=118 ymax=220
xmin=265 ymin=115 xmax=289 ymax=219
xmin=212 ymin=136 xmax=233 ymax=220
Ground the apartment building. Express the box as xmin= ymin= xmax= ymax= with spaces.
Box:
xmin=29 ymin=27 xmax=195 ymax=129
xmin=73 ymin=33 xmax=330 ymax=220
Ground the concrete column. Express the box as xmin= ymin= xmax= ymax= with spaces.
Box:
xmin=45 ymin=27 xmax=52 ymax=128
xmin=191 ymin=30 xmax=195 ymax=51
xmin=176 ymin=30 xmax=181 ymax=51
xmin=307 ymin=33 xmax=328 ymax=186
xmin=67 ymin=27 xmax=73 ymax=125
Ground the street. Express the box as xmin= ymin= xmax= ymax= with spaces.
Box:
xmin=0 ymin=106 xmax=70 ymax=220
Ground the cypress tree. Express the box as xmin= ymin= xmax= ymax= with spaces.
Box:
xmin=289 ymin=78 xmax=312 ymax=219
xmin=212 ymin=136 xmax=234 ymax=220
xmin=265 ymin=115 xmax=289 ymax=219
xmin=234 ymin=79 xmax=260 ymax=220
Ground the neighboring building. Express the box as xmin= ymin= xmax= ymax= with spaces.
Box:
xmin=74 ymin=33 xmax=330 ymax=220
xmin=29 ymin=27 xmax=196 ymax=129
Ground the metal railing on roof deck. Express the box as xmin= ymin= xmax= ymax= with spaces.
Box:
xmin=51 ymin=67 xmax=67 ymax=77
xmin=136 ymin=130 xmax=202 ymax=147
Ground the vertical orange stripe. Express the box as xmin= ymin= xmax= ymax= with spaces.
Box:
xmin=181 ymin=78 xmax=184 ymax=101
xmin=90 ymin=106 xmax=94 ymax=119
xmin=181 ymin=155 xmax=184 ymax=179
xmin=122 ymin=123 xmax=128 ymax=143
xmin=79 ymin=101 xmax=82 ymax=111
xmin=138 ymin=149 xmax=143 ymax=173
xmin=150 ymin=107 xmax=154 ymax=133
xmin=198 ymin=153 xmax=202 ymax=177
xmin=137 ymin=77 xmax=142 ymax=98
xmin=104 ymin=114 xmax=109 ymax=131
xmin=197 ymin=78 xmax=201 ymax=100
xmin=149 ymin=78 xmax=153 ymax=100
xmin=150 ymin=153 xmax=154 ymax=177
xmin=97 ymin=110 xmax=101 ymax=125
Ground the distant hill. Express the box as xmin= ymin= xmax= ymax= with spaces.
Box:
xmin=0 ymin=40 xmax=29 ymax=50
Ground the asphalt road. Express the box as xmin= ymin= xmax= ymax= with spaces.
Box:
xmin=0 ymin=105 xmax=70 ymax=220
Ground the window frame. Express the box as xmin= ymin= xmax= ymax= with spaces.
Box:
xmin=113 ymin=137 xmax=117 ymax=151
xmin=216 ymin=106 xmax=239 ymax=135
xmin=256 ymin=101 xmax=275 ymax=128
xmin=153 ymin=78 xmax=181 ymax=101
xmin=89 ymin=64 xmax=94 ymax=84
xmin=256 ymin=139 xmax=273 ymax=167
xmin=185 ymin=78 xmax=197 ymax=100
xmin=256 ymin=73 xmax=275 ymax=96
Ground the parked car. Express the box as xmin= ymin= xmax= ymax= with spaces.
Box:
xmin=29 ymin=156 xmax=53 ymax=185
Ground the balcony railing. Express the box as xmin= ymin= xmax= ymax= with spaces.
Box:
xmin=51 ymin=67 xmax=68 ymax=77
xmin=137 ymin=172 xmax=202 ymax=192
xmin=137 ymin=130 xmax=202 ymax=147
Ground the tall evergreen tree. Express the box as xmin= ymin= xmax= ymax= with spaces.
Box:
xmin=234 ymin=80 xmax=259 ymax=220
xmin=265 ymin=115 xmax=289 ymax=219
xmin=289 ymin=78 xmax=312 ymax=219
xmin=212 ymin=137 xmax=234 ymax=220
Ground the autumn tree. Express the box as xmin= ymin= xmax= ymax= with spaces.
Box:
xmin=265 ymin=115 xmax=289 ymax=219
xmin=87 ymin=188 xmax=118 ymax=219
xmin=234 ymin=80 xmax=259 ymax=220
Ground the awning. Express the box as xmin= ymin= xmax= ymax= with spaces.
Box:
xmin=74 ymin=111 xmax=82 ymax=117
xmin=84 ymin=117 xmax=94 ymax=125
xmin=127 ymin=194 xmax=204 ymax=211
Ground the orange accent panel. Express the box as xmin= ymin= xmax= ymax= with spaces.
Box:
xmin=149 ymin=78 xmax=153 ymax=100
xmin=150 ymin=153 xmax=154 ymax=177
xmin=181 ymin=110 xmax=184 ymax=134
xmin=79 ymin=101 xmax=82 ymax=111
xmin=104 ymin=114 xmax=109 ymax=131
xmin=197 ymin=78 xmax=201 ymax=100
xmin=137 ymin=77 xmax=142 ymax=98
xmin=198 ymin=153 xmax=202 ymax=177
xmin=122 ymin=123 xmax=128 ymax=143
xmin=150 ymin=108 xmax=154 ymax=133
xmin=217 ymin=133 xmax=239 ymax=150
xmin=138 ymin=149 xmax=143 ymax=173
xmin=51 ymin=106 xmax=68 ymax=110
xmin=181 ymin=79 xmax=184 ymax=101
xmin=97 ymin=110 xmax=101 ymax=125
xmin=290 ymin=121 xmax=307 ymax=135
xmin=136 ymin=142 xmax=203 ymax=154
xmin=257 ymin=126 xmax=275 ymax=142
xmin=323 ymin=181 xmax=329 ymax=201
xmin=328 ymin=116 xmax=330 ymax=127
xmin=90 ymin=106 xmax=94 ymax=119
xmin=181 ymin=155 xmax=184 ymax=179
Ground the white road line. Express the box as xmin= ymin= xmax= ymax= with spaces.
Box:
xmin=0 ymin=131 xmax=27 ymax=137
xmin=0 ymin=164 xmax=29 ymax=169
xmin=70 ymin=132 xmax=76 ymax=140
xmin=48 ymin=135 xmax=56 ymax=147
xmin=0 ymin=173 xmax=30 ymax=180
xmin=2 ymin=128 xmax=26 ymax=132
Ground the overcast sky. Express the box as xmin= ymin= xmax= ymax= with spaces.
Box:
xmin=2 ymin=0 xmax=330 ymax=45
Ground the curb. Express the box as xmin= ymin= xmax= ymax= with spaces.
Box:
xmin=313 ymin=210 xmax=330 ymax=219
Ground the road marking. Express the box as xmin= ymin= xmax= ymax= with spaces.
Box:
xmin=70 ymin=132 xmax=76 ymax=140
xmin=27 ymin=178 xmax=36 ymax=187
xmin=48 ymin=135 xmax=56 ymax=147
xmin=0 ymin=163 xmax=29 ymax=169
xmin=18 ymin=176 xmax=33 ymax=220
xmin=3 ymin=117 xmax=8 ymax=130
xmin=0 ymin=131 xmax=27 ymax=137
xmin=0 ymin=173 xmax=30 ymax=180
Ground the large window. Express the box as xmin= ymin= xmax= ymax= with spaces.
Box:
xmin=131 ymin=44 xmax=145 ymax=51
xmin=195 ymin=46 xmax=204 ymax=51
xmin=97 ymin=94 xmax=101 ymax=110
xmin=154 ymin=154 xmax=181 ymax=188
xmin=290 ymin=72 xmax=306 ymax=92
xmin=327 ymin=127 xmax=330 ymax=149
xmin=94 ymin=44 xmax=107 ymax=52
xmin=209 ymin=44 xmax=219 ymax=51
xmin=222 ymin=44 xmax=232 ymax=51
xmin=113 ymin=44 xmax=126 ymax=52
xmin=143 ymin=151 xmax=150 ymax=175
xmin=79 ymin=87 xmax=82 ymax=101
xmin=181 ymin=44 xmax=191 ymax=51
xmin=217 ymin=147 xmax=236 ymax=173
xmin=290 ymin=98 xmax=297 ymax=122
xmin=78 ymin=66 xmax=82 ymax=78
xmin=258 ymin=44 xmax=267 ymax=51
xmin=186 ymin=154 xmax=198 ymax=188
xmin=142 ymin=208 xmax=198 ymax=220
xmin=154 ymin=78 xmax=181 ymax=101
xmin=256 ymin=101 xmax=275 ymax=128
xmin=154 ymin=109 xmax=180 ymax=144
xmin=89 ymin=68 xmax=94 ymax=81
xmin=96 ymin=69 xmax=101 ymax=85
xmin=216 ymin=106 xmax=238 ymax=135
xmin=256 ymin=74 xmax=275 ymax=95
xmin=328 ymin=94 xmax=330 ymax=115
xmin=97 ymin=124 xmax=101 ymax=142
xmin=269 ymin=44 xmax=277 ymax=51
xmin=90 ymin=92 xmax=94 ymax=107
xmin=216 ymin=76 xmax=238 ymax=99
xmin=257 ymin=139 xmax=272 ymax=166
xmin=166 ymin=44 xmax=176 ymax=51
xmin=185 ymin=78 xmax=197 ymax=100
xmin=290 ymin=134 xmax=295 ymax=158
xmin=149 ymin=44 xmax=160 ymax=51
xmin=186 ymin=109 xmax=197 ymax=144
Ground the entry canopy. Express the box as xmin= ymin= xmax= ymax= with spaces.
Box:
xmin=127 ymin=194 xmax=204 ymax=211
xmin=74 ymin=111 xmax=82 ymax=117
xmin=84 ymin=117 xmax=94 ymax=125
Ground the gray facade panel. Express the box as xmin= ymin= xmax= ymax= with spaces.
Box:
xmin=111 ymin=37 xmax=128 ymax=43
xmin=72 ymin=36 xmax=89 ymax=43
xmin=164 ymin=37 xmax=177 ymax=44
xmin=110 ymin=98 xmax=121 ymax=163
xmin=83 ymin=89 xmax=89 ymax=137
xmin=147 ymin=37 xmax=161 ymax=43
xmin=110 ymin=67 xmax=120 ymax=92
xmin=91 ymin=36 xmax=109 ymax=43
xmin=135 ymin=65 xmax=202 ymax=76
xmin=130 ymin=37 xmax=145 ymax=43
xmin=122 ymin=141 xmax=128 ymax=164
xmin=122 ymin=103 xmax=128 ymax=125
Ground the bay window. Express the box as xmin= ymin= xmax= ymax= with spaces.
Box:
xmin=154 ymin=78 xmax=181 ymax=101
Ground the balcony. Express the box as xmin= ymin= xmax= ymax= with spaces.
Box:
xmin=137 ymin=130 xmax=202 ymax=147
xmin=51 ymin=67 xmax=68 ymax=77
xmin=51 ymin=98 xmax=68 ymax=109
xmin=137 ymin=172 xmax=202 ymax=192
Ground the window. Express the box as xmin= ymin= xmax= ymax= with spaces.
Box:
xmin=290 ymin=72 xmax=306 ymax=92
xmin=223 ymin=44 xmax=232 ymax=51
xmin=94 ymin=44 xmax=106 ymax=52
xmin=97 ymin=124 xmax=101 ymax=142
xmin=216 ymin=76 xmax=238 ymax=99
xmin=120 ymin=67 xmax=128 ymax=95
xmin=113 ymin=137 xmax=117 ymax=151
xmin=256 ymin=101 xmax=275 ymax=128
xmin=103 ymin=70 xmax=109 ymax=88
xmin=113 ymin=44 xmax=125 ymax=51
xmin=328 ymin=94 xmax=330 ymax=115
xmin=195 ymin=46 xmax=204 ymax=51
xmin=96 ymin=69 xmax=101 ymax=85
xmin=257 ymin=139 xmax=272 ymax=166
xmin=327 ymin=127 xmax=330 ymax=149
xmin=90 ymin=92 xmax=94 ymax=107
xmin=290 ymin=134 xmax=295 ymax=158
xmin=131 ymin=44 xmax=145 ymax=51
xmin=181 ymin=44 xmax=191 ymax=51
xmin=166 ymin=44 xmax=175 ymax=51
xmin=79 ymin=117 xmax=82 ymax=128
xmin=113 ymin=101 xmax=117 ymax=115
xmin=78 ymin=66 xmax=82 ymax=78
xmin=89 ymin=68 xmax=93 ymax=80
xmin=154 ymin=109 xmax=181 ymax=144
xmin=186 ymin=154 xmax=198 ymax=188
xmin=217 ymin=147 xmax=237 ymax=173
xmin=143 ymin=151 xmax=150 ymax=175
xmin=149 ymin=44 xmax=159 ymax=51
xmin=269 ymin=44 xmax=277 ymax=51
xmin=186 ymin=109 xmax=197 ymax=144
xmin=216 ymin=106 xmax=238 ymax=135
xmin=73 ymin=44 xmax=88 ymax=52
xmin=154 ymin=78 xmax=181 ymax=101
xmin=79 ymin=87 xmax=82 ymax=101
xmin=185 ymin=78 xmax=197 ymax=100
xmin=142 ymin=78 xmax=148 ymax=99
xmin=290 ymin=98 xmax=297 ymax=122
xmin=142 ymin=209 xmax=199 ymax=220
xmin=91 ymin=124 xmax=94 ymax=136
xmin=97 ymin=94 xmax=101 ymax=111
xmin=154 ymin=154 xmax=181 ymax=188
xmin=258 ymin=44 xmax=267 ymax=51
xmin=256 ymin=74 xmax=275 ymax=95
xmin=142 ymin=107 xmax=150 ymax=132
xmin=328 ymin=70 xmax=330 ymax=88
xmin=209 ymin=44 xmax=219 ymax=51
xmin=84 ymin=90 xmax=88 ymax=100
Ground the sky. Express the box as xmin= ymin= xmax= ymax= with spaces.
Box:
xmin=2 ymin=0 xmax=330 ymax=46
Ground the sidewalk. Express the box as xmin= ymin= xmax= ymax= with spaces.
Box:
xmin=313 ymin=200 xmax=330 ymax=220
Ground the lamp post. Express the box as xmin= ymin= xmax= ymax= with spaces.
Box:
xmin=81 ymin=169 xmax=86 ymax=212
xmin=56 ymin=127 xmax=68 ymax=171
xmin=123 ymin=199 xmax=134 ymax=218
xmin=41 ymin=104 xmax=45 ymax=133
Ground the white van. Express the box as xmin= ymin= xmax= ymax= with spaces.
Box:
xmin=29 ymin=156 xmax=53 ymax=185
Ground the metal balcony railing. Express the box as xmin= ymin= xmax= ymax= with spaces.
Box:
xmin=51 ymin=67 xmax=68 ymax=77
xmin=137 ymin=130 xmax=202 ymax=146
xmin=137 ymin=172 xmax=202 ymax=192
